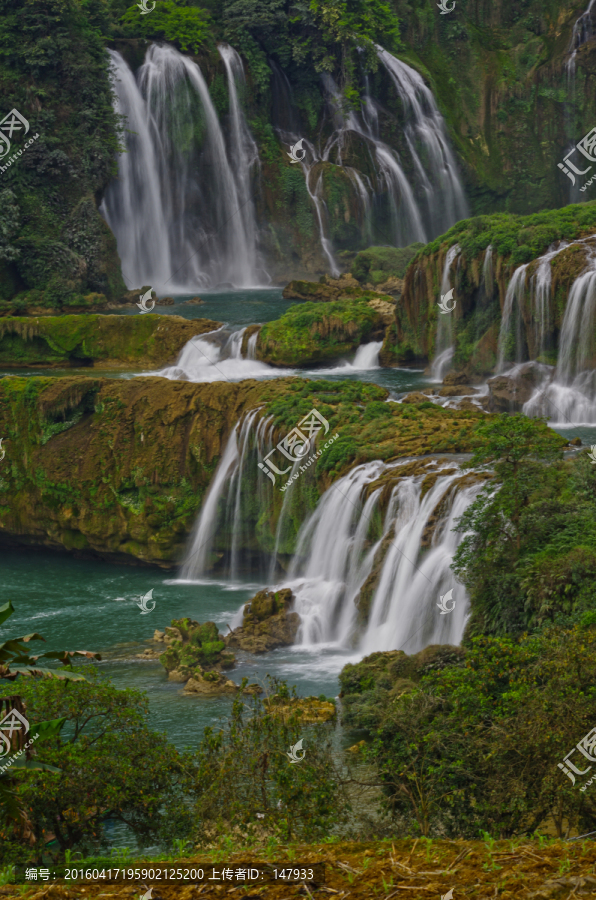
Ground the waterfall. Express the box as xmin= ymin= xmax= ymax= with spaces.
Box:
xmin=496 ymin=264 xmax=528 ymax=372
xmin=361 ymin=472 xmax=477 ymax=654
xmin=156 ymin=328 xmax=290 ymax=382
xmin=179 ymin=410 xmax=480 ymax=653
xmin=101 ymin=44 xmax=264 ymax=291
xmin=523 ymin=248 xmax=596 ymax=423
xmin=218 ymin=44 xmax=263 ymax=283
xmin=280 ymin=462 xmax=480 ymax=652
xmin=377 ymin=48 xmax=469 ymax=239
xmin=180 ymin=411 xmax=303 ymax=582
xmin=567 ymin=0 xmax=596 ymax=75
xmin=322 ymin=71 xmax=427 ymax=248
xmin=483 ymin=245 xmax=493 ymax=300
xmin=430 ymin=244 xmax=460 ymax=381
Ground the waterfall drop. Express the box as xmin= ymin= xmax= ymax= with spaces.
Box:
xmin=430 ymin=244 xmax=460 ymax=381
xmin=101 ymin=44 xmax=264 ymax=291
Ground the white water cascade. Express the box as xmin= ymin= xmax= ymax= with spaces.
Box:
xmin=179 ymin=411 xmax=480 ymax=652
xmin=524 ymin=247 xmax=596 ymax=423
xmin=430 ymin=244 xmax=460 ymax=381
xmin=377 ymin=48 xmax=469 ymax=239
xmin=272 ymin=48 xmax=467 ymax=266
xmin=496 ymin=264 xmax=529 ymax=372
xmin=101 ymin=44 xmax=264 ymax=291
xmin=157 ymin=327 xmax=291 ymax=383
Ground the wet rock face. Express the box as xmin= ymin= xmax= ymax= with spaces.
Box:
xmin=225 ymin=588 xmax=300 ymax=654
xmin=487 ymin=362 xmax=549 ymax=412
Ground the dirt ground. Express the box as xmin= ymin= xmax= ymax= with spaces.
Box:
xmin=3 ymin=838 xmax=596 ymax=900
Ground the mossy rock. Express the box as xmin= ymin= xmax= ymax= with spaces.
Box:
xmin=159 ymin=618 xmax=231 ymax=673
xmin=0 ymin=314 xmax=221 ymax=369
xmin=256 ymin=300 xmax=384 ymax=366
xmin=225 ymin=589 xmax=300 ymax=653
xmin=350 ymin=244 xmax=425 ymax=286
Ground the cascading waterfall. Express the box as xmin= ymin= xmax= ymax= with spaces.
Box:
xmin=524 ymin=248 xmax=596 ymax=423
xmin=101 ymin=44 xmax=264 ymax=291
xmin=271 ymin=49 xmax=467 ymax=265
xmin=179 ymin=417 xmax=480 ymax=653
xmin=496 ymin=264 xmax=529 ymax=372
xmin=377 ymin=48 xmax=469 ymax=238
xmin=157 ymin=327 xmax=291 ymax=382
xmin=430 ymin=244 xmax=460 ymax=380
xmin=361 ymin=471 xmax=477 ymax=653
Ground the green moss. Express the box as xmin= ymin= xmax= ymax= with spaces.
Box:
xmin=257 ymin=300 xmax=382 ymax=366
xmin=351 ymin=244 xmax=425 ymax=285
xmin=0 ymin=314 xmax=221 ymax=368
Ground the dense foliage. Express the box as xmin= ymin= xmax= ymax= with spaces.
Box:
xmin=342 ymin=628 xmax=596 ymax=839
xmin=416 ymin=202 xmax=596 ymax=267
xmin=452 ymin=415 xmax=595 ymax=639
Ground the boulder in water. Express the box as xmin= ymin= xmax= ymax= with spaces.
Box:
xmin=156 ymin=296 xmax=175 ymax=306
xmin=159 ymin=618 xmax=236 ymax=677
xmin=225 ymin=588 xmax=300 ymax=654
xmin=487 ymin=362 xmax=549 ymax=412
xmin=183 ymin=669 xmax=238 ymax=694
xmin=184 ymin=297 xmax=204 ymax=305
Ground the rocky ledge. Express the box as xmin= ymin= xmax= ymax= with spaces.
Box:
xmin=0 ymin=313 xmax=221 ymax=369
xmin=225 ymin=588 xmax=300 ymax=654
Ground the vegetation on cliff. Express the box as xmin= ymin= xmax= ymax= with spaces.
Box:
xmin=395 ymin=202 xmax=596 ymax=373
xmin=0 ymin=0 xmax=126 ymax=310
xmin=0 ymin=375 xmax=483 ymax=566
xmin=0 ymin=315 xmax=221 ymax=368
xmin=257 ymin=299 xmax=384 ymax=366
xmin=453 ymin=415 xmax=595 ymax=640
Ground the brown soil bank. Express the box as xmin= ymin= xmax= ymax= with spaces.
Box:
xmin=0 ymin=314 xmax=221 ymax=369
xmin=3 ymin=839 xmax=596 ymax=898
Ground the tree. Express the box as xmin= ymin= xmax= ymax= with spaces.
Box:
xmin=3 ymin=668 xmax=193 ymax=863
xmin=367 ymin=628 xmax=596 ymax=839
xmin=192 ymin=678 xmax=350 ymax=842
xmin=0 ymin=600 xmax=101 ymax=841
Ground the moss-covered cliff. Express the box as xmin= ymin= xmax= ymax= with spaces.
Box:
xmin=387 ymin=201 xmax=596 ymax=373
xmin=0 ymin=375 xmax=484 ymax=566
xmin=2 ymin=0 xmax=595 ymax=304
xmin=0 ymin=314 xmax=221 ymax=368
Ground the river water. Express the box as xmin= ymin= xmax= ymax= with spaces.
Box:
xmin=2 ymin=289 xmax=594 ymax=751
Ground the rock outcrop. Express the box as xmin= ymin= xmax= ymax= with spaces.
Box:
xmin=487 ymin=363 xmax=549 ymax=412
xmin=225 ymin=588 xmax=300 ymax=653
xmin=256 ymin=299 xmax=385 ymax=366
xmin=0 ymin=314 xmax=221 ymax=369
xmin=157 ymin=619 xmax=235 ymax=678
